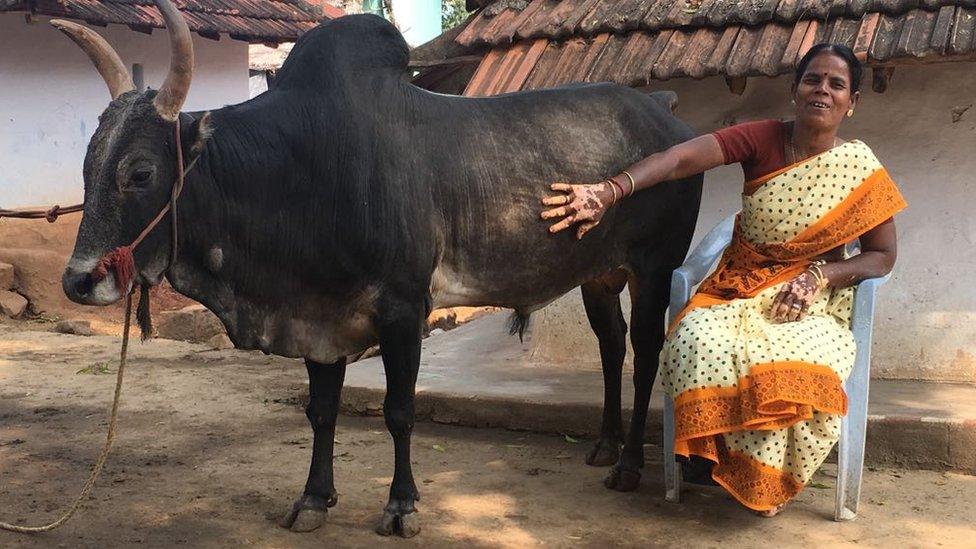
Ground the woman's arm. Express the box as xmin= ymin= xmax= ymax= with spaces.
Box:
xmin=821 ymin=218 xmax=898 ymax=288
xmin=609 ymin=133 xmax=726 ymax=195
xmin=770 ymin=218 xmax=898 ymax=322
xmin=541 ymin=134 xmax=726 ymax=238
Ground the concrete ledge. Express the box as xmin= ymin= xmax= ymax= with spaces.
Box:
xmin=341 ymin=313 xmax=976 ymax=474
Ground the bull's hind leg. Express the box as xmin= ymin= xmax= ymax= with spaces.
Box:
xmin=581 ymin=271 xmax=628 ymax=467
xmin=375 ymin=299 xmax=425 ymax=538
xmin=605 ymin=265 xmax=671 ymax=492
xmin=280 ymin=358 xmax=346 ymax=532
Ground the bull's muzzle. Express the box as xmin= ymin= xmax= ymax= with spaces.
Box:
xmin=62 ymin=262 xmax=123 ymax=305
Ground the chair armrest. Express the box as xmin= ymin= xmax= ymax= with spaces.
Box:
xmin=850 ymin=273 xmax=890 ymax=350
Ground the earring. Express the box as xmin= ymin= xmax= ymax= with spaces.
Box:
xmin=847 ymin=109 xmax=854 ymax=117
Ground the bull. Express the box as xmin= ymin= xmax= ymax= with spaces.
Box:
xmin=58 ymin=0 xmax=702 ymax=537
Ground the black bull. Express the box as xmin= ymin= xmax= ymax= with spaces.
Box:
xmin=61 ymin=14 xmax=702 ymax=537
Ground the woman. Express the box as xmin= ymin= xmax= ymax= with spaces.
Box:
xmin=540 ymin=44 xmax=907 ymax=516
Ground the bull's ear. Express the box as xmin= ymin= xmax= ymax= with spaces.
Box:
xmin=179 ymin=111 xmax=213 ymax=163
xmin=648 ymin=90 xmax=678 ymax=114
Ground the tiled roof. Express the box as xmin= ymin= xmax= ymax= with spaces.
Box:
xmin=458 ymin=0 xmax=976 ymax=96
xmin=1 ymin=0 xmax=345 ymax=43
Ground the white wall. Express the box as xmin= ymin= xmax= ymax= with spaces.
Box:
xmin=0 ymin=14 xmax=248 ymax=208
xmin=642 ymin=63 xmax=976 ymax=382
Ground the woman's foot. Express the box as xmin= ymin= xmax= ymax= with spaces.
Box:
xmin=679 ymin=456 xmax=718 ymax=486
xmin=755 ymin=504 xmax=786 ymax=518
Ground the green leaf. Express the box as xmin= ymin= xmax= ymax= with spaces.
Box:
xmin=432 ymin=444 xmax=446 ymax=452
xmin=564 ymin=435 xmax=581 ymax=444
xmin=76 ymin=362 xmax=112 ymax=375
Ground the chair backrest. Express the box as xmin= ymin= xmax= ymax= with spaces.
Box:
xmin=682 ymin=213 xmax=737 ymax=284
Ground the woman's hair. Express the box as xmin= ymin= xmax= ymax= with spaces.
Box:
xmin=794 ymin=43 xmax=863 ymax=93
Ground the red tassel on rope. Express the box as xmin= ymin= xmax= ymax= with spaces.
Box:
xmin=92 ymin=246 xmax=136 ymax=295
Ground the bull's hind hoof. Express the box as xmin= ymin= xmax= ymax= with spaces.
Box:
xmin=376 ymin=510 xmax=421 ymax=538
xmin=585 ymin=437 xmax=621 ymax=467
xmin=604 ymin=465 xmax=641 ymax=492
xmin=376 ymin=500 xmax=421 ymax=538
xmin=279 ymin=494 xmax=334 ymax=532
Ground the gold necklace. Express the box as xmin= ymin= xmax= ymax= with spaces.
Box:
xmin=787 ymin=128 xmax=840 ymax=164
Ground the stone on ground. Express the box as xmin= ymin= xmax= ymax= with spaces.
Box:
xmin=157 ymin=304 xmax=226 ymax=343
xmin=207 ymin=333 xmax=234 ymax=350
xmin=0 ymin=290 xmax=28 ymax=317
xmin=0 ymin=261 xmax=14 ymax=290
xmin=55 ymin=319 xmax=92 ymax=336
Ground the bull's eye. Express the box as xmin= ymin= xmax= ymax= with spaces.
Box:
xmin=129 ymin=168 xmax=153 ymax=186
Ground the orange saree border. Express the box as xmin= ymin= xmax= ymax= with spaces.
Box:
xmin=674 ymin=435 xmax=805 ymax=511
xmin=749 ymin=167 xmax=906 ymax=261
xmin=672 ymin=361 xmax=845 ymax=511
xmin=713 ymin=448 xmax=804 ymax=512
xmin=673 ymin=361 xmax=847 ymax=442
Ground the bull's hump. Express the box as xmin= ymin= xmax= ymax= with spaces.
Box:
xmin=275 ymin=15 xmax=409 ymax=91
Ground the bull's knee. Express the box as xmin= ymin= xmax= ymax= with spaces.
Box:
xmin=305 ymin=398 xmax=338 ymax=429
xmin=383 ymin=404 xmax=414 ymax=435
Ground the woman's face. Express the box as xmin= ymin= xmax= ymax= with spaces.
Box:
xmin=791 ymin=52 xmax=859 ymax=131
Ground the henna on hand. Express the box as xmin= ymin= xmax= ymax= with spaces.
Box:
xmin=770 ymin=270 xmax=821 ymax=323
xmin=541 ymin=181 xmax=616 ymax=239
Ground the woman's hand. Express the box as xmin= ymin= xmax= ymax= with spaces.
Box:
xmin=540 ymin=181 xmax=616 ymax=240
xmin=770 ymin=270 xmax=822 ymax=322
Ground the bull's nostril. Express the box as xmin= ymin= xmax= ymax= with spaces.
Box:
xmin=64 ymin=269 xmax=95 ymax=300
xmin=75 ymin=272 xmax=95 ymax=297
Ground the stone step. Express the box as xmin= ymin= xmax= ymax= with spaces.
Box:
xmin=342 ymin=312 xmax=976 ymax=473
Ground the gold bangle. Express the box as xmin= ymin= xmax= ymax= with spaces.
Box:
xmin=605 ymin=179 xmax=620 ymax=206
xmin=621 ymin=170 xmax=637 ymax=197
xmin=810 ymin=264 xmax=829 ymax=290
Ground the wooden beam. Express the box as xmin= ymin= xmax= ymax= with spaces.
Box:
xmin=872 ymin=66 xmax=894 ymax=93
xmin=725 ymin=76 xmax=747 ymax=95
xmin=866 ymin=53 xmax=976 ymax=68
xmin=408 ymin=55 xmax=485 ymax=69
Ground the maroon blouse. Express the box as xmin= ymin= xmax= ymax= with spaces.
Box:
xmin=711 ymin=119 xmax=790 ymax=182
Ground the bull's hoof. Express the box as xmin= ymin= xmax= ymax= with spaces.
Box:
xmin=585 ymin=436 xmax=621 ymax=467
xmin=375 ymin=500 xmax=420 ymax=538
xmin=604 ymin=464 xmax=641 ymax=492
xmin=279 ymin=494 xmax=335 ymax=532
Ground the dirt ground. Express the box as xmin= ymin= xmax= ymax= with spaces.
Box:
xmin=1 ymin=322 xmax=974 ymax=548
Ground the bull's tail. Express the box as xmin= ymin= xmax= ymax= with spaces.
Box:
xmin=507 ymin=310 xmax=532 ymax=342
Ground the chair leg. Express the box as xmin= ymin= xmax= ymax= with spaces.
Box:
xmin=663 ymin=392 xmax=681 ymax=503
xmin=835 ymin=357 xmax=870 ymax=521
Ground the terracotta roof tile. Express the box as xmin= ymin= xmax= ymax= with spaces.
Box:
xmin=460 ymin=0 xmax=976 ymax=46
xmin=460 ymin=0 xmax=976 ymax=95
xmin=2 ymin=0 xmax=339 ymax=43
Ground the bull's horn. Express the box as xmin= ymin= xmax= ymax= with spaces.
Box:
xmin=152 ymin=0 xmax=194 ymax=121
xmin=50 ymin=19 xmax=135 ymax=100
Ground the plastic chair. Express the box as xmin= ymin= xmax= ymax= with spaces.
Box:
xmin=662 ymin=213 xmax=889 ymax=521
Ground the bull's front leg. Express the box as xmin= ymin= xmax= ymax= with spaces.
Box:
xmin=280 ymin=357 xmax=346 ymax=532
xmin=374 ymin=299 xmax=425 ymax=538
